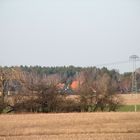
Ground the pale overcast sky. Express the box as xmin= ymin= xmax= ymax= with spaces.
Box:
xmin=0 ymin=0 xmax=140 ymax=73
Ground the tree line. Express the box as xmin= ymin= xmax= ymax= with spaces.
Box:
xmin=0 ymin=66 xmax=139 ymax=113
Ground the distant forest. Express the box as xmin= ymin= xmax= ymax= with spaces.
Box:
xmin=1 ymin=65 xmax=139 ymax=94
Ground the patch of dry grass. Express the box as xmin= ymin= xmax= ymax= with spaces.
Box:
xmin=119 ymin=94 xmax=140 ymax=105
xmin=0 ymin=112 xmax=140 ymax=140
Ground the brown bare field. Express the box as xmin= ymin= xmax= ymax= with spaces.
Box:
xmin=0 ymin=112 xmax=140 ymax=140
xmin=119 ymin=94 xmax=140 ymax=105
xmin=67 ymin=93 xmax=140 ymax=105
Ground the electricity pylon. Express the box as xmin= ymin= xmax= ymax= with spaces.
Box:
xmin=129 ymin=55 xmax=139 ymax=93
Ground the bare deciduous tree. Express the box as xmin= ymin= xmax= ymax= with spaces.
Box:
xmin=77 ymin=70 xmax=122 ymax=112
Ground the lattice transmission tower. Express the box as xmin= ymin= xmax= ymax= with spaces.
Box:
xmin=129 ymin=55 xmax=140 ymax=93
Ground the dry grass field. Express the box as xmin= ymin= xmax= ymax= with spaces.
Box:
xmin=119 ymin=93 xmax=140 ymax=105
xmin=0 ymin=112 xmax=140 ymax=140
xmin=66 ymin=93 xmax=140 ymax=105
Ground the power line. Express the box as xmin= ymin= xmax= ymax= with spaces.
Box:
xmin=95 ymin=60 xmax=129 ymax=67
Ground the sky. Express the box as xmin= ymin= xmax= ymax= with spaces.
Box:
xmin=0 ymin=0 xmax=140 ymax=73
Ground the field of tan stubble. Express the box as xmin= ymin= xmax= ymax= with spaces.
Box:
xmin=0 ymin=112 xmax=140 ymax=140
